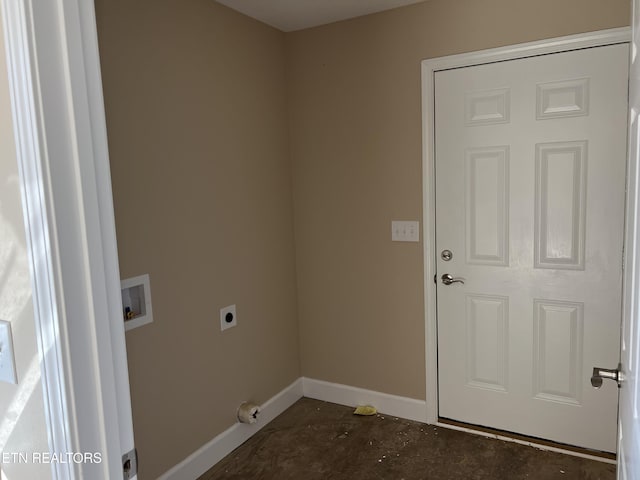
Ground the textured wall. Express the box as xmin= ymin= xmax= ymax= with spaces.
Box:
xmin=287 ymin=0 xmax=630 ymax=400
xmin=94 ymin=1 xmax=300 ymax=477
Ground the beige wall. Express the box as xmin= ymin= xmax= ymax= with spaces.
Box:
xmin=94 ymin=0 xmax=300 ymax=478
xmin=0 ymin=11 xmax=52 ymax=480
xmin=96 ymin=0 xmax=630 ymax=477
xmin=286 ymin=0 xmax=630 ymax=400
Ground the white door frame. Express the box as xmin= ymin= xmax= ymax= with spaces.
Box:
xmin=1 ymin=0 xmax=135 ymax=478
xmin=421 ymin=27 xmax=632 ymax=426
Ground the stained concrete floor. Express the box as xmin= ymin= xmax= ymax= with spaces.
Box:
xmin=198 ymin=397 xmax=616 ymax=480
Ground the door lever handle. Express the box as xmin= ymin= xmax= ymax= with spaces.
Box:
xmin=441 ymin=274 xmax=465 ymax=285
xmin=591 ymin=364 xmax=623 ymax=389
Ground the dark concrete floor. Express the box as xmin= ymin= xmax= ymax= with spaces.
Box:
xmin=198 ymin=397 xmax=616 ymax=480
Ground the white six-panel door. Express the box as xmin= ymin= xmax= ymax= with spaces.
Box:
xmin=435 ymin=44 xmax=628 ymax=452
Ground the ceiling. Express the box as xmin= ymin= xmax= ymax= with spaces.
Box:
xmin=216 ymin=0 xmax=427 ymax=32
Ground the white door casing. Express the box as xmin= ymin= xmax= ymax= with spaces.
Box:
xmin=618 ymin=0 xmax=640 ymax=476
xmin=1 ymin=0 xmax=136 ymax=478
xmin=422 ymin=28 xmax=632 ymax=453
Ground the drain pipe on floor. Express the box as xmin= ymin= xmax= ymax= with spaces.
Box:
xmin=237 ymin=402 xmax=261 ymax=424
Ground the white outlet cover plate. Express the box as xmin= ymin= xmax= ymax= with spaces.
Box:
xmin=0 ymin=320 xmax=18 ymax=384
xmin=220 ymin=304 xmax=237 ymax=331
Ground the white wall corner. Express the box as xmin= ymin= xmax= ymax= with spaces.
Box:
xmin=158 ymin=378 xmax=304 ymax=480
xmin=301 ymin=377 xmax=428 ymax=423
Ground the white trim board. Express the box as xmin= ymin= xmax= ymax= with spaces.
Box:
xmin=158 ymin=378 xmax=304 ymax=480
xmin=304 ymin=378 xmax=614 ymax=464
xmin=1 ymin=1 xmax=74 ymax=477
xmin=158 ymin=377 xmax=426 ymax=479
xmin=301 ymin=377 xmax=427 ymax=423
xmin=158 ymin=375 xmax=617 ymax=478
xmin=420 ymin=27 xmax=631 ymax=426
xmin=2 ymin=0 xmax=136 ymax=477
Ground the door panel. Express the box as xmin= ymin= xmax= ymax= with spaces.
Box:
xmin=435 ymin=44 xmax=629 ymax=453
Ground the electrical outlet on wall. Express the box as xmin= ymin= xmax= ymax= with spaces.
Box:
xmin=220 ymin=305 xmax=237 ymax=332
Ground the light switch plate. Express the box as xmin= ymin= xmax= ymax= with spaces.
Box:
xmin=0 ymin=320 xmax=18 ymax=384
xmin=391 ymin=221 xmax=420 ymax=242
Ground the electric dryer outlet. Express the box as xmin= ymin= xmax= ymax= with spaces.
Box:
xmin=220 ymin=305 xmax=237 ymax=331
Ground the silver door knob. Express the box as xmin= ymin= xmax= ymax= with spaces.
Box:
xmin=441 ymin=274 xmax=465 ymax=285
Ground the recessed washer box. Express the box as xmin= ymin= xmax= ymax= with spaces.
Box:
xmin=121 ymin=274 xmax=153 ymax=331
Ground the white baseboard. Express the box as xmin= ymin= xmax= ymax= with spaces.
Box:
xmin=156 ymin=375 xmax=613 ymax=478
xmin=158 ymin=377 xmax=428 ymax=479
xmin=158 ymin=378 xmax=303 ymax=480
xmin=301 ymin=377 xmax=428 ymax=423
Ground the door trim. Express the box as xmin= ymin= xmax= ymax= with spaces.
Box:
xmin=1 ymin=0 xmax=135 ymax=477
xmin=421 ymin=27 xmax=631 ymax=425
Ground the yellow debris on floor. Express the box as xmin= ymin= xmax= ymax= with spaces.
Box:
xmin=353 ymin=405 xmax=377 ymax=416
